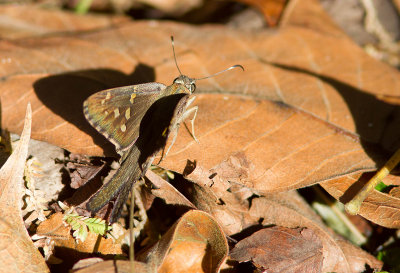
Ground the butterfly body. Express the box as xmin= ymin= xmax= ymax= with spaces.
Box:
xmin=83 ymin=36 xmax=243 ymax=223
xmin=83 ymin=76 xmax=196 ymax=222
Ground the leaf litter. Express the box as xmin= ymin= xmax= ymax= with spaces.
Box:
xmin=1 ymin=0 xmax=400 ymax=272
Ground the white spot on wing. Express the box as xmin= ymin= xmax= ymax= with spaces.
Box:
xmin=114 ymin=108 xmax=120 ymax=118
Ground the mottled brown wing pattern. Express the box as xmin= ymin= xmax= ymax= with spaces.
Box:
xmin=83 ymin=83 xmax=166 ymax=154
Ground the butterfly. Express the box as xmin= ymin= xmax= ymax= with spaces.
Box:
xmin=83 ymin=37 xmax=243 ymax=223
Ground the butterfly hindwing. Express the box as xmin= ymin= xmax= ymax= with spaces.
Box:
xmin=83 ymin=83 xmax=166 ymax=154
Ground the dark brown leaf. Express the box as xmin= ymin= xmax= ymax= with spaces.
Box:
xmin=230 ymin=226 xmax=323 ymax=273
xmin=248 ymin=192 xmax=382 ymax=272
xmin=67 ymin=162 xmax=105 ymax=189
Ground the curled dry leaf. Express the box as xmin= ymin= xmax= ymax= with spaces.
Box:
xmin=145 ymin=169 xmax=196 ymax=209
xmin=0 ymin=104 xmax=49 ymax=272
xmin=183 ymin=180 xmax=254 ymax=235
xmin=138 ymin=210 xmax=228 ymax=273
xmin=248 ymin=191 xmax=382 ymax=273
xmin=230 ymin=226 xmax=323 ymax=273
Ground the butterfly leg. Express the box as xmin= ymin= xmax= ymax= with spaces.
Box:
xmin=182 ymin=106 xmax=199 ymax=143
xmin=182 ymin=95 xmax=199 ymax=143
xmin=157 ymin=96 xmax=198 ymax=165
xmin=158 ymin=126 xmax=179 ymax=164
xmin=164 ymin=103 xmax=198 ymax=159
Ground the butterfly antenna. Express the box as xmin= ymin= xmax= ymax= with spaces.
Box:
xmin=195 ymin=64 xmax=244 ymax=81
xmin=171 ymin=36 xmax=183 ymax=76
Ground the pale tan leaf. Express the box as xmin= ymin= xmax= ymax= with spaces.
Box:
xmin=0 ymin=104 xmax=49 ymax=272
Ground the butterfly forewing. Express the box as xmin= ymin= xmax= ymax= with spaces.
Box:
xmin=83 ymin=83 xmax=166 ymax=154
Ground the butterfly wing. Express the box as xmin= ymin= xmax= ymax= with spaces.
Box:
xmin=83 ymin=82 xmax=166 ymax=154
xmin=86 ymin=93 xmax=192 ymax=222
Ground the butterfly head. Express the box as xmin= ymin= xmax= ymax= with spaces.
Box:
xmin=173 ymin=75 xmax=196 ymax=94
xmin=170 ymin=36 xmax=243 ymax=95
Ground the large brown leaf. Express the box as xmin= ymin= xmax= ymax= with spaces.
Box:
xmin=248 ymin=191 xmax=382 ymax=272
xmin=0 ymin=5 xmax=129 ymax=40
xmin=230 ymin=226 xmax=323 ymax=273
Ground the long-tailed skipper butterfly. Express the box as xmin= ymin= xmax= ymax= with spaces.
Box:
xmin=83 ymin=37 xmax=244 ymax=223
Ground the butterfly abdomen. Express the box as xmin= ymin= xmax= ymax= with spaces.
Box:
xmin=86 ymin=144 xmax=142 ymax=221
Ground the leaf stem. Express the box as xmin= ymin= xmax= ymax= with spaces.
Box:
xmin=345 ymin=148 xmax=400 ymax=215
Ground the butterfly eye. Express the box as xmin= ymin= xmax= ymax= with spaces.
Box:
xmin=190 ymin=83 xmax=196 ymax=92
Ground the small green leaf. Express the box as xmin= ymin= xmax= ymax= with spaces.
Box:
xmin=75 ymin=0 xmax=93 ymax=14
xmin=375 ymin=181 xmax=388 ymax=192
xmin=63 ymin=212 xmax=111 ymax=242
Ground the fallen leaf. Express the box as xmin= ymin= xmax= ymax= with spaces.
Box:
xmin=36 ymin=212 xmax=122 ymax=269
xmin=162 ymin=94 xmax=377 ymax=193
xmin=239 ymin=0 xmax=287 ymax=26
xmin=68 ymin=161 xmax=105 ymax=189
xmin=0 ymin=5 xmax=129 ymax=40
xmin=0 ymin=104 xmax=49 ymax=272
xmin=248 ymin=191 xmax=382 ymax=272
xmin=145 ymin=169 xmax=196 ymax=209
xmin=230 ymin=226 xmax=323 ymax=273
xmin=180 ymin=178 xmax=253 ymax=235
xmin=321 ymin=173 xmax=400 ymax=228
xmin=138 ymin=210 xmax=228 ymax=273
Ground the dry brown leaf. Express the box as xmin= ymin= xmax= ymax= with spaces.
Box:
xmin=230 ymin=226 xmax=323 ymax=273
xmin=0 ymin=5 xmax=129 ymax=40
xmin=68 ymin=161 xmax=105 ymax=189
xmin=281 ymin=0 xmax=346 ymax=36
xmin=239 ymin=0 xmax=287 ymax=26
xmin=145 ymin=169 xmax=196 ymax=208
xmin=248 ymin=191 xmax=382 ymax=273
xmin=1 ymin=0 xmax=400 ymax=226
xmin=176 ymin=168 xmax=381 ymax=271
xmin=321 ymin=173 xmax=400 ymax=228
xmin=36 ymin=212 xmax=122 ymax=267
xmin=162 ymin=94 xmax=377 ymax=193
xmin=0 ymin=104 xmax=49 ymax=272
xmin=138 ymin=210 xmax=228 ymax=273
xmin=179 ymin=178 xmax=254 ymax=235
